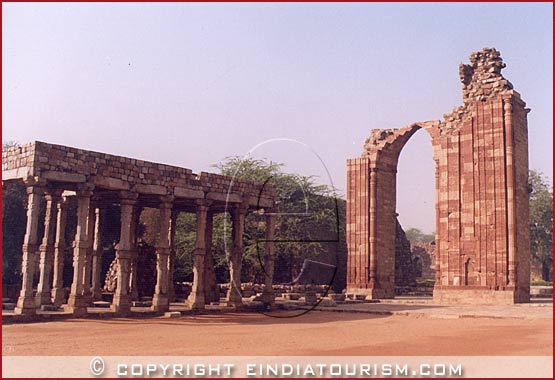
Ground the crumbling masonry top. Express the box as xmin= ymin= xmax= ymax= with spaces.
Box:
xmin=459 ymin=47 xmax=513 ymax=105
xmin=361 ymin=48 xmax=521 ymax=156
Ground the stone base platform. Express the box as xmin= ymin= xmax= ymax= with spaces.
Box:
xmin=433 ymin=287 xmax=530 ymax=305
xmin=346 ymin=287 xmax=395 ymax=300
xmin=287 ymin=295 xmax=552 ymax=320
xmin=347 ymin=286 xmax=533 ymax=305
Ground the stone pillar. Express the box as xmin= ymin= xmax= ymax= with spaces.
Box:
xmin=261 ymin=211 xmax=276 ymax=306
xmin=14 ymin=184 xmax=43 ymax=316
xmin=52 ymin=196 xmax=69 ymax=307
xmin=189 ymin=200 xmax=211 ymax=309
xmin=504 ymin=101 xmax=516 ymax=287
xmin=81 ymin=201 xmax=96 ymax=303
xmin=152 ymin=197 xmax=173 ymax=312
xmin=67 ymin=184 xmax=94 ymax=315
xmin=204 ymin=211 xmax=219 ymax=304
xmin=35 ymin=190 xmax=61 ymax=307
xmin=91 ymin=205 xmax=106 ymax=301
xmin=129 ymin=206 xmax=142 ymax=301
xmin=168 ymin=210 xmax=178 ymax=302
xmin=227 ymin=203 xmax=248 ymax=307
xmin=368 ymin=168 xmax=377 ymax=286
xmin=111 ymin=192 xmax=137 ymax=313
xmin=434 ymin=159 xmax=441 ymax=284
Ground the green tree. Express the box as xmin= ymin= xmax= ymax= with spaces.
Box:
xmin=174 ymin=156 xmax=347 ymax=291
xmin=2 ymin=182 xmax=27 ymax=284
xmin=529 ymin=170 xmax=553 ymax=281
xmin=405 ymin=228 xmax=435 ymax=244
xmin=2 ymin=141 xmax=26 ymax=285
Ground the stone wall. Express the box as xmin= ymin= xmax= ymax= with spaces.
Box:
xmin=2 ymin=141 xmax=275 ymax=208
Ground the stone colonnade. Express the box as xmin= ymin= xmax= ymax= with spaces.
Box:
xmin=12 ymin=181 xmax=276 ymax=316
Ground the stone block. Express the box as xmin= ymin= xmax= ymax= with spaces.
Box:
xmin=282 ymin=293 xmax=300 ymax=300
xmin=328 ymin=293 xmax=346 ymax=302
xmin=2 ymin=303 xmax=16 ymax=310
xmin=163 ymin=311 xmax=181 ymax=318
xmin=92 ymin=301 xmax=112 ymax=308
xmin=304 ymin=292 xmax=317 ymax=304
xmin=40 ymin=305 xmax=59 ymax=312
xmin=318 ymin=298 xmax=337 ymax=307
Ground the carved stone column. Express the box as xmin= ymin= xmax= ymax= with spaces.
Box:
xmin=189 ymin=200 xmax=211 ymax=309
xmin=129 ymin=206 xmax=142 ymax=301
xmin=81 ymin=200 xmax=97 ymax=303
xmin=111 ymin=192 xmax=137 ymax=313
xmin=152 ymin=197 xmax=173 ymax=312
xmin=91 ymin=205 xmax=106 ymax=301
xmin=204 ymin=211 xmax=219 ymax=304
xmin=226 ymin=203 xmax=248 ymax=307
xmin=51 ymin=196 xmax=69 ymax=307
xmin=261 ymin=210 xmax=276 ymax=306
xmin=168 ymin=209 xmax=178 ymax=302
xmin=36 ymin=190 xmax=61 ymax=307
xmin=67 ymin=183 xmax=94 ymax=315
xmin=14 ymin=184 xmax=43 ymax=315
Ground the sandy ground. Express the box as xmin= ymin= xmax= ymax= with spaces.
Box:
xmin=2 ymin=311 xmax=552 ymax=356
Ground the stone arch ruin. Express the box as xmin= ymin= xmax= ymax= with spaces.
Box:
xmin=346 ymin=48 xmax=531 ymax=304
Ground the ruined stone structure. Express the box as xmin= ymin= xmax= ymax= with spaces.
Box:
xmin=103 ymin=240 xmax=158 ymax=298
xmin=347 ymin=48 xmax=531 ymax=304
xmin=394 ymin=219 xmax=416 ymax=289
xmin=2 ymin=141 xmax=276 ymax=315
xmin=411 ymin=242 xmax=436 ymax=280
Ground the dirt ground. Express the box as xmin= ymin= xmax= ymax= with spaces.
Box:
xmin=3 ymin=311 xmax=552 ymax=356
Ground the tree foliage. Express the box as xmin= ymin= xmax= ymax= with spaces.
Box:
xmin=529 ymin=170 xmax=553 ymax=281
xmin=2 ymin=182 xmax=27 ymax=284
xmin=404 ymin=228 xmax=435 ymax=244
xmin=173 ymin=156 xmax=347 ymax=291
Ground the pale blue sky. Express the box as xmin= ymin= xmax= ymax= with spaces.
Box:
xmin=2 ymin=2 xmax=552 ymax=233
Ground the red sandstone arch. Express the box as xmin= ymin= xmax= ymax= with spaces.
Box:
xmin=347 ymin=48 xmax=531 ymax=304
xmin=346 ymin=122 xmax=440 ymax=299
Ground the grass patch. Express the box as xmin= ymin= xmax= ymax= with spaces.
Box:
xmin=531 ymin=280 xmax=553 ymax=286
